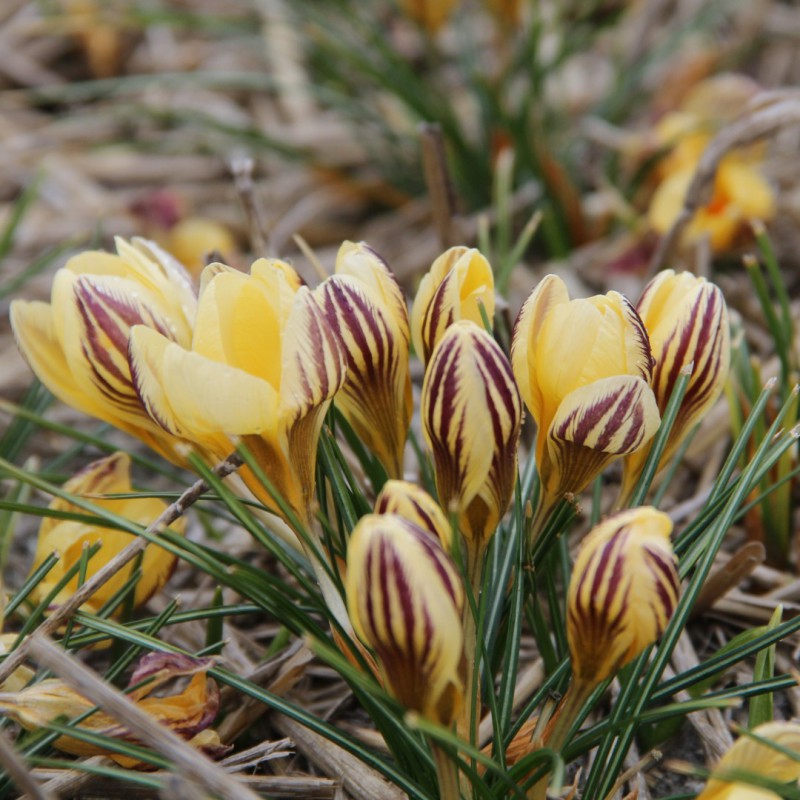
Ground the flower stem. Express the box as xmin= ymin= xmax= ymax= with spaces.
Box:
xmin=431 ymin=742 xmax=461 ymax=800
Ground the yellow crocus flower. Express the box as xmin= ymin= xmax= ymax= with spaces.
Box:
xmin=10 ymin=237 xmax=198 ymax=466
xmin=620 ymin=270 xmax=730 ymax=504
xmin=375 ymin=479 xmax=452 ymax=550
xmin=697 ymin=722 xmax=800 ymax=800
xmin=422 ymin=321 xmax=522 ymax=576
xmin=346 ymin=513 xmax=465 ymax=726
xmin=319 ymin=241 xmax=412 ymax=478
xmin=411 ymin=246 xmax=495 ymax=366
xmin=28 ymin=452 xmax=183 ymax=616
xmin=567 ymin=507 xmax=679 ymax=685
xmin=128 ymin=258 xmax=345 ymax=527
xmin=511 ymin=275 xmax=660 ymax=519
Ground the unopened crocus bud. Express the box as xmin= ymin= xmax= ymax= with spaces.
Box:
xmin=422 ymin=321 xmax=522 ymax=571
xmin=620 ymin=271 xmax=730 ymax=502
xmin=511 ymin=275 xmax=660 ymax=514
xmin=319 ymin=242 xmax=412 ymax=477
xmin=28 ymin=452 xmax=183 ymax=615
xmin=567 ymin=507 xmax=679 ymax=685
xmin=697 ymin=722 xmax=800 ymax=800
xmin=411 ymin=247 xmax=495 ymax=366
xmin=10 ymin=237 xmax=198 ymax=466
xmin=375 ymin=479 xmax=452 ymax=550
xmin=346 ymin=514 xmax=465 ymax=726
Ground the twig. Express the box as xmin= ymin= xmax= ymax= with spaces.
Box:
xmin=648 ymin=99 xmax=800 ymax=275
xmin=27 ymin=634 xmax=262 ymax=800
xmin=0 ymin=726 xmax=56 ymax=800
xmin=0 ymin=452 xmax=243 ymax=688
xmin=419 ymin=122 xmax=460 ymax=250
xmin=230 ymin=153 xmax=269 ymax=256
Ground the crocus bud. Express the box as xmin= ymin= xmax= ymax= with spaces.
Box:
xmin=511 ymin=275 xmax=660 ymax=506
xmin=697 ymin=722 xmax=800 ymax=800
xmin=319 ymin=242 xmax=412 ymax=477
xmin=346 ymin=514 xmax=465 ymax=726
xmin=422 ymin=321 xmax=522 ymax=561
xmin=398 ymin=0 xmax=459 ymax=31
xmin=28 ymin=452 xmax=183 ymax=615
xmin=129 ymin=258 xmax=346 ymax=526
xmin=621 ymin=271 xmax=730 ymax=500
xmin=567 ymin=508 xmax=679 ymax=685
xmin=10 ymin=237 xmax=198 ymax=466
xmin=411 ymin=247 xmax=495 ymax=366
xmin=375 ymin=479 xmax=452 ymax=550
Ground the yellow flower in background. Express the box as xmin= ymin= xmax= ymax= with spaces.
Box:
xmin=649 ymin=155 xmax=775 ymax=252
xmin=129 ymin=258 xmax=345 ymax=527
xmin=567 ymin=508 xmax=679 ymax=685
xmin=511 ymin=275 xmax=660 ymax=516
xmin=375 ymin=479 xmax=452 ymax=550
xmin=398 ymin=0 xmax=459 ymax=32
xmin=411 ymin=246 xmax=495 ymax=366
xmin=0 ymin=652 xmax=227 ymax=767
xmin=696 ymin=722 xmax=800 ymax=800
xmin=165 ymin=217 xmax=238 ymax=279
xmin=422 ymin=321 xmax=522 ymax=574
xmin=10 ymin=237 xmax=198 ymax=466
xmin=28 ymin=452 xmax=183 ymax=616
xmin=346 ymin=513 xmax=465 ymax=726
xmin=620 ymin=271 xmax=730 ymax=504
xmin=319 ymin=241 xmax=412 ymax=478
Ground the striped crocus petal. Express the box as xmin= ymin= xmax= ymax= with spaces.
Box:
xmin=345 ymin=514 xmax=465 ymax=725
xmin=637 ymin=271 xmax=730 ymax=465
xmin=411 ymin=247 xmax=495 ymax=366
xmin=697 ymin=722 xmax=800 ymax=800
xmin=319 ymin=275 xmax=412 ymax=478
xmin=567 ymin=507 xmax=679 ymax=684
xmin=543 ymin=375 xmax=660 ymax=499
xmin=422 ymin=321 xmax=522 ymax=545
xmin=375 ymin=480 xmax=452 ymax=550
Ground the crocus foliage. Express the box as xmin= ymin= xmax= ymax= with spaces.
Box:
xmin=10 ymin=237 xmax=198 ymax=466
xmin=28 ymin=452 xmax=183 ymax=616
xmin=319 ymin=241 xmax=412 ymax=478
xmin=697 ymin=722 xmax=800 ymax=800
xmin=346 ymin=513 xmax=465 ymax=726
xmin=567 ymin=507 xmax=680 ymax=685
xmin=511 ymin=274 xmax=660 ymax=508
xmin=0 ymin=652 xmax=227 ymax=768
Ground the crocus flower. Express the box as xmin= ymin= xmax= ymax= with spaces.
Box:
xmin=0 ymin=652 xmax=227 ymax=766
xmin=375 ymin=479 xmax=452 ymax=550
xmin=346 ymin=513 xmax=465 ymax=726
xmin=567 ymin=507 xmax=679 ymax=685
xmin=128 ymin=257 xmax=345 ymax=527
xmin=620 ymin=271 xmax=730 ymax=503
xmin=696 ymin=722 xmax=800 ymax=800
xmin=319 ymin=241 xmax=412 ymax=478
xmin=511 ymin=275 xmax=660 ymax=521
xmin=27 ymin=452 xmax=183 ymax=616
xmin=422 ymin=321 xmax=522 ymax=577
xmin=398 ymin=0 xmax=459 ymax=31
xmin=10 ymin=237 xmax=198 ymax=466
xmin=411 ymin=247 xmax=495 ymax=367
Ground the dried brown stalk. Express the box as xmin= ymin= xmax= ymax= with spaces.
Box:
xmin=0 ymin=452 xmax=244 ymax=689
xmin=419 ymin=122 xmax=460 ymax=250
xmin=0 ymin=726 xmax=56 ymax=800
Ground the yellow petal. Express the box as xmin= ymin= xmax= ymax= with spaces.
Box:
xmin=543 ymin=375 xmax=660 ymax=498
xmin=130 ymin=326 xmax=279 ymax=438
xmin=411 ymin=247 xmax=495 ymax=365
xmin=375 ymin=480 xmax=452 ymax=550
xmin=422 ymin=321 xmax=522 ymax=546
xmin=346 ymin=513 xmax=465 ymax=725
xmin=567 ymin=507 xmax=679 ymax=684
xmin=319 ymin=275 xmax=411 ymax=477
